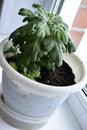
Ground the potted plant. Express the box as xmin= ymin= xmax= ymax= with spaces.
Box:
xmin=0 ymin=3 xmax=86 ymax=130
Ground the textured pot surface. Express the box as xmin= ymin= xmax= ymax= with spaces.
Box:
xmin=0 ymin=39 xmax=87 ymax=129
xmin=2 ymin=71 xmax=68 ymax=118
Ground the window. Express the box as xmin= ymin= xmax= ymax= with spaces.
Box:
xmin=43 ymin=0 xmax=63 ymax=13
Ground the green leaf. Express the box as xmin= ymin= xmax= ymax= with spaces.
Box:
xmin=32 ymin=3 xmax=48 ymax=21
xmin=22 ymin=37 xmax=42 ymax=61
xmin=36 ymin=22 xmax=50 ymax=38
xmin=60 ymin=29 xmax=69 ymax=45
xmin=9 ymin=62 xmax=18 ymax=70
xmin=43 ymin=37 xmax=63 ymax=66
xmin=67 ymin=39 xmax=76 ymax=53
xmin=49 ymin=43 xmax=63 ymax=66
xmin=19 ymin=8 xmax=34 ymax=17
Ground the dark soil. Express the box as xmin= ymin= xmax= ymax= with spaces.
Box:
xmin=37 ymin=61 xmax=75 ymax=86
xmin=7 ymin=57 xmax=75 ymax=86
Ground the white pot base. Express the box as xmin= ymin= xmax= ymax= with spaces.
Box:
xmin=0 ymin=92 xmax=49 ymax=130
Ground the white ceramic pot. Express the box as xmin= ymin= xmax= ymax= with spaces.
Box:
xmin=0 ymin=39 xmax=87 ymax=130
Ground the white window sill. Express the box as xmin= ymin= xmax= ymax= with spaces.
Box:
xmin=67 ymin=29 xmax=87 ymax=130
xmin=0 ymin=93 xmax=81 ymax=130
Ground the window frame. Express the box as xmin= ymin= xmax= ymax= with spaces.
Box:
xmin=44 ymin=0 xmax=63 ymax=13
xmin=67 ymin=91 xmax=87 ymax=130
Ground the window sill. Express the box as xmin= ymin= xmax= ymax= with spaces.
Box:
xmin=67 ymin=29 xmax=87 ymax=130
xmin=0 ymin=92 xmax=81 ymax=130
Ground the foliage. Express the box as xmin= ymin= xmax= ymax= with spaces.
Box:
xmin=5 ymin=3 xmax=76 ymax=80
